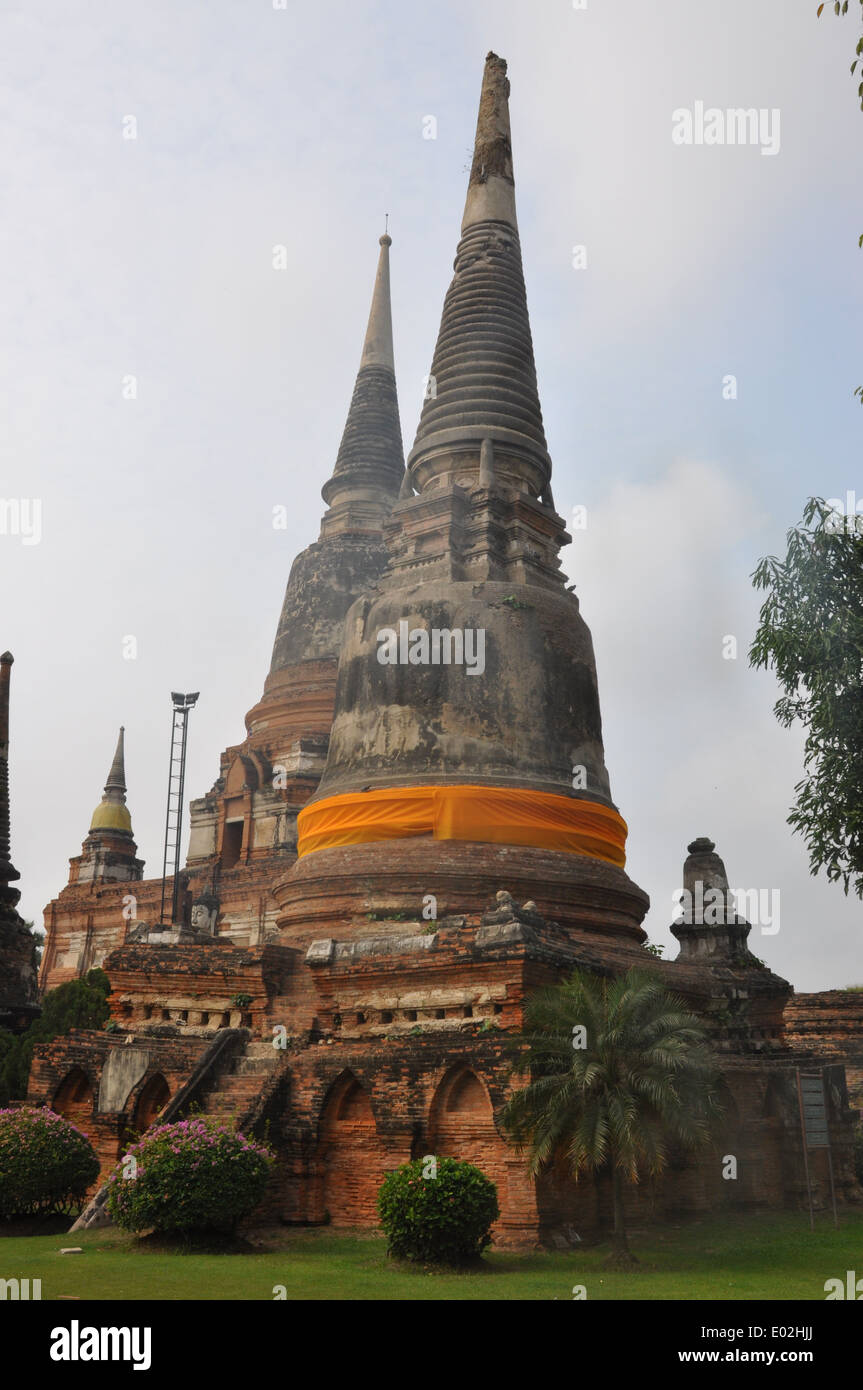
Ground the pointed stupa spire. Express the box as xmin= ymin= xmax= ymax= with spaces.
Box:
xmin=0 ymin=651 xmax=38 ymax=1022
xmin=89 ymin=726 xmax=133 ymax=835
xmin=105 ymin=726 xmax=127 ymax=795
xmin=357 ymin=231 xmax=395 ymax=371
xmin=260 ymin=230 xmax=405 ymax=694
xmin=319 ymin=231 xmax=404 ymax=526
xmin=407 ymin=53 xmax=550 ymax=499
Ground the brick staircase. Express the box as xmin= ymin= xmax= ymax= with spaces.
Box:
xmin=71 ymin=1027 xmax=267 ymax=1233
xmin=201 ymin=1037 xmax=283 ymax=1125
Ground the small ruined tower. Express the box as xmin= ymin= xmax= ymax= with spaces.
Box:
xmin=186 ymin=234 xmax=405 ymax=868
xmin=671 ymin=837 xmax=755 ymax=962
xmin=69 ymin=727 xmax=144 ymax=886
xmin=278 ymin=54 xmax=648 ymax=941
xmin=0 ymin=651 xmax=40 ymax=1029
xmin=669 ymin=836 xmax=793 ymax=1052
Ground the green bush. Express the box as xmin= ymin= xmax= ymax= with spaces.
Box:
xmin=0 ymin=1107 xmax=99 ymax=1218
xmin=377 ymin=1156 xmax=499 ymax=1264
xmin=105 ymin=1116 xmax=273 ymax=1234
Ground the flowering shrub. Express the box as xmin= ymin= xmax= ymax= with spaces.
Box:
xmin=0 ymin=1107 xmax=99 ymax=1218
xmin=377 ymin=1156 xmax=499 ymax=1264
xmin=105 ymin=1117 xmax=273 ymax=1234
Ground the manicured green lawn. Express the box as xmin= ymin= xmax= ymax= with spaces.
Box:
xmin=2 ymin=1211 xmax=860 ymax=1300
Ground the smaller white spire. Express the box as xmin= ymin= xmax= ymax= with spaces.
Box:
xmin=359 ymin=233 xmax=395 ymax=371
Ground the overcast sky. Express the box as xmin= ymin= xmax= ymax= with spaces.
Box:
xmin=1 ymin=0 xmax=861 ymax=990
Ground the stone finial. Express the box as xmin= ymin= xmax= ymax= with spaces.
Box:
xmin=683 ymin=836 xmax=731 ymax=902
xmin=462 ymin=52 xmax=517 ymax=233
xmin=104 ymin=727 xmax=127 ymax=796
xmin=0 ymin=650 xmax=19 ymax=897
xmin=359 ymin=233 xmax=396 ymax=372
xmin=688 ymin=836 xmax=715 ymax=855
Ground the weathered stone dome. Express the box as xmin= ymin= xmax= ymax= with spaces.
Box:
xmin=318 ymin=579 xmax=612 ymax=806
xmin=89 ymin=801 xmax=132 ymax=834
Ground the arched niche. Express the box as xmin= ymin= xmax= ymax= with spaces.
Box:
xmin=430 ymin=1065 xmax=494 ymax=1130
xmin=53 ymin=1067 xmax=94 ymax=1130
xmin=134 ymin=1072 xmax=170 ymax=1132
xmin=317 ymin=1071 xmax=388 ymax=1226
xmin=428 ymin=1065 xmax=506 ymax=1184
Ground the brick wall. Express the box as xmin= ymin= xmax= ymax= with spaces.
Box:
xmin=27 ymin=1029 xmax=211 ymax=1184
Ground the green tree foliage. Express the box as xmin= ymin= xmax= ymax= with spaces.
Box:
xmin=818 ymin=0 xmax=863 ymax=108
xmin=0 ymin=1107 xmax=99 ymax=1219
xmin=750 ymin=497 xmax=863 ymax=898
xmin=0 ymin=968 xmax=111 ymax=1104
xmin=106 ymin=1117 xmax=273 ymax=1235
xmin=377 ymin=1156 xmax=499 ymax=1265
xmin=500 ymin=968 xmax=720 ymax=1266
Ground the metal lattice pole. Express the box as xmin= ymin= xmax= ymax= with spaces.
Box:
xmin=159 ymin=692 xmax=199 ymax=925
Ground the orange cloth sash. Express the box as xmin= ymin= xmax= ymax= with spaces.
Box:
xmin=296 ymin=784 xmax=627 ymax=866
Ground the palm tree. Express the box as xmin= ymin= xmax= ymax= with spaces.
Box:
xmin=501 ymin=967 xmax=721 ymax=1266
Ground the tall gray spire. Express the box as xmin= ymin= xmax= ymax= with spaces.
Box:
xmin=357 ymin=232 xmax=396 ymax=371
xmin=320 ymin=233 xmax=404 ymax=518
xmin=0 ymin=652 xmax=20 ymax=915
xmin=407 ymin=53 xmax=550 ymax=499
xmin=263 ymin=232 xmax=405 ymax=685
xmin=0 ymin=650 xmax=38 ymax=1024
xmin=104 ymin=726 xmax=127 ymax=796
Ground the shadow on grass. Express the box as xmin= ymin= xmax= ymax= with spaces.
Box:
xmin=134 ymin=1230 xmax=269 ymax=1257
xmin=0 ymin=1214 xmax=76 ymax=1238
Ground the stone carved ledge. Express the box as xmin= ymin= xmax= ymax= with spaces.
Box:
xmin=306 ymin=933 xmax=438 ymax=966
